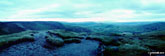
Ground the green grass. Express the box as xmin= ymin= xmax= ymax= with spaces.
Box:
xmin=87 ymin=35 xmax=121 ymax=45
xmin=102 ymin=31 xmax=165 ymax=56
xmin=0 ymin=30 xmax=36 ymax=47
xmin=47 ymin=29 xmax=84 ymax=39
xmin=46 ymin=29 xmax=84 ymax=45
xmin=88 ymin=30 xmax=165 ymax=56
xmin=103 ymin=44 xmax=149 ymax=56
xmin=141 ymin=39 xmax=165 ymax=51
xmin=138 ymin=30 xmax=165 ymax=40
xmin=140 ymin=30 xmax=165 ymax=36
xmin=45 ymin=34 xmax=64 ymax=46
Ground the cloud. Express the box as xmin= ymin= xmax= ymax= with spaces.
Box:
xmin=1 ymin=18 xmax=106 ymax=22
xmin=0 ymin=0 xmax=165 ymax=22
xmin=8 ymin=4 xmax=60 ymax=19
xmin=0 ymin=1 xmax=13 ymax=5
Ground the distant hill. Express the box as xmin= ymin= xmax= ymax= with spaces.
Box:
xmin=65 ymin=22 xmax=165 ymax=35
xmin=137 ymin=22 xmax=165 ymax=32
xmin=0 ymin=21 xmax=91 ymax=35
xmin=0 ymin=22 xmax=26 ymax=35
xmin=106 ymin=22 xmax=165 ymax=32
xmin=0 ymin=21 xmax=164 ymax=35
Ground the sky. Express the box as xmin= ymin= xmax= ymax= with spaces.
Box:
xmin=0 ymin=0 xmax=165 ymax=22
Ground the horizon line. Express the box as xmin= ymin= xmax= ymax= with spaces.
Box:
xmin=0 ymin=18 xmax=165 ymax=22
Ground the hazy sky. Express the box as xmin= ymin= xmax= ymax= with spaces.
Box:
xmin=0 ymin=0 xmax=165 ymax=22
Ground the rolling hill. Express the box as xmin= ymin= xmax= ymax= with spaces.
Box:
xmin=0 ymin=21 xmax=91 ymax=35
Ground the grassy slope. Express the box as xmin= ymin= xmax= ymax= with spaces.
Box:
xmin=1 ymin=21 xmax=164 ymax=36
xmin=0 ymin=30 xmax=36 ymax=49
xmin=51 ymin=22 xmax=165 ymax=56
xmin=0 ymin=21 xmax=90 ymax=35
xmin=47 ymin=29 xmax=85 ymax=39
xmin=76 ymin=22 xmax=165 ymax=56
xmin=44 ymin=29 xmax=83 ymax=47
xmin=0 ymin=21 xmax=64 ymax=35
xmin=73 ymin=22 xmax=165 ymax=36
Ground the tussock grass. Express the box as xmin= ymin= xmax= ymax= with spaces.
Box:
xmin=45 ymin=35 xmax=64 ymax=46
xmin=86 ymin=35 xmax=121 ymax=45
xmin=139 ymin=30 xmax=165 ymax=40
xmin=0 ymin=30 xmax=36 ymax=49
xmin=47 ymin=29 xmax=84 ymax=39
xmin=103 ymin=44 xmax=149 ymax=56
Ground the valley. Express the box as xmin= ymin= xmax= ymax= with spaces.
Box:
xmin=0 ymin=21 xmax=165 ymax=56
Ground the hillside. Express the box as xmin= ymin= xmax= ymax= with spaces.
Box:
xmin=0 ymin=21 xmax=165 ymax=56
xmin=1 ymin=21 xmax=165 ymax=36
xmin=0 ymin=21 xmax=91 ymax=35
xmin=65 ymin=22 xmax=165 ymax=35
